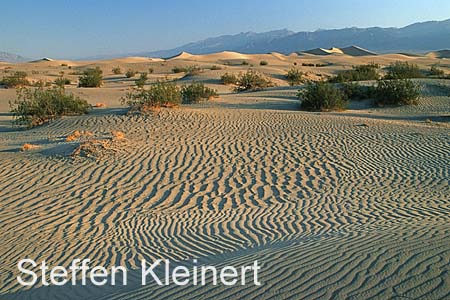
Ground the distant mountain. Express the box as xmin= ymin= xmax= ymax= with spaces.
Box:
xmin=141 ymin=18 xmax=450 ymax=58
xmin=0 ymin=51 xmax=29 ymax=63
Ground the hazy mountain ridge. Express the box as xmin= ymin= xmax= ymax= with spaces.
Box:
xmin=0 ymin=52 xmax=29 ymax=63
xmin=143 ymin=18 xmax=450 ymax=58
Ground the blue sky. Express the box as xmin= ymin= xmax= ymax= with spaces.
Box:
xmin=2 ymin=0 xmax=450 ymax=59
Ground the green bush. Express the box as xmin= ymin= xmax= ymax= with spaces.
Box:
xmin=259 ymin=60 xmax=268 ymax=66
xmin=298 ymin=81 xmax=347 ymax=111
xmin=121 ymin=81 xmax=181 ymax=111
xmin=181 ymin=82 xmax=218 ymax=104
xmin=374 ymin=79 xmax=420 ymax=106
xmin=339 ymin=82 xmax=375 ymax=100
xmin=125 ymin=69 xmax=137 ymax=78
xmin=112 ymin=67 xmax=122 ymax=75
xmin=234 ymin=70 xmax=273 ymax=92
xmin=172 ymin=66 xmax=188 ymax=73
xmin=286 ymin=68 xmax=304 ymax=86
xmin=185 ymin=66 xmax=202 ymax=76
xmin=385 ymin=61 xmax=423 ymax=79
xmin=54 ymin=77 xmax=71 ymax=87
xmin=221 ymin=73 xmax=238 ymax=85
xmin=78 ymin=67 xmax=103 ymax=87
xmin=10 ymin=86 xmax=90 ymax=127
xmin=331 ymin=63 xmax=380 ymax=83
xmin=429 ymin=65 xmax=445 ymax=77
xmin=135 ymin=72 xmax=148 ymax=88
xmin=1 ymin=71 xmax=30 ymax=88
xmin=242 ymin=61 xmax=249 ymax=66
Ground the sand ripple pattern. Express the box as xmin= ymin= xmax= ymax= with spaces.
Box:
xmin=0 ymin=107 xmax=449 ymax=299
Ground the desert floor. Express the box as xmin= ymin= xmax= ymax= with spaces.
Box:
xmin=0 ymin=52 xmax=449 ymax=299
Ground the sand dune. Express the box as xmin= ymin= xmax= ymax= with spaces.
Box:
xmin=0 ymin=52 xmax=449 ymax=300
xmin=426 ymin=49 xmax=450 ymax=59
xmin=302 ymin=46 xmax=376 ymax=56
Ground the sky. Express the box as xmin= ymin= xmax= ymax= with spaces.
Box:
xmin=2 ymin=0 xmax=450 ymax=59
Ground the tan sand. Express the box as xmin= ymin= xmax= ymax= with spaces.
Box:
xmin=0 ymin=52 xmax=449 ymax=300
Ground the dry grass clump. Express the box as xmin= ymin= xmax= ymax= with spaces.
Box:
xmin=66 ymin=130 xmax=93 ymax=142
xmin=21 ymin=143 xmax=40 ymax=151
xmin=94 ymin=102 xmax=107 ymax=108
xmin=111 ymin=130 xmax=126 ymax=140
xmin=71 ymin=131 xmax=127 ymax=158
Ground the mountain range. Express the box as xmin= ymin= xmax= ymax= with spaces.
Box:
xmin=139 ymin=18 xmax=450 ymax=58
xmin=2 ymin=18 xmax=450 ymax=62
xmin=0 ymin=52 xmax=29 ymax=63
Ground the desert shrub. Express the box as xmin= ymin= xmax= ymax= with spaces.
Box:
xmin=221 ymin=73 xmax=238 ymax=85
xmin=135 ymin=72 xmax=148 ymax=88
xmin=121 ymin=81 xmax=181 ymax=111
xmin=31 ymin=70 xmax=40 ymax=75
xmin=385 ymin=61 xmax=423 ymax=79
xmin=125 ymin=69 xmax=137 ymax=78
xmin=315 ymin=63 xmax=327 ymax=67
xmin=0 ymin=71 xmax=30 ymax=88
xmin=61 ymin=63 xmax=68 ymax=67
xmin=339 ymin=82 xmax=375 ymax=100
xmin=78 ymin=67 xmax=103 ymax=87
xmin=298 ymin=81 xmax=347 ymax=111
xmin=112 ymin=67 xmax=122 ymax=75
xmin=374 ymin=79 xmax=420 ymax=106
xmin=429 ymin=65 xmax=445 ymax=77
xmin=286 ymin=68 xmax=304 ymax=86
xmin=241 ymin=61 xmax=249 ymax=66
xmin=260 ymin=60 xmax=268 ymax=66
xmin=54 ymin=77 xmax=71 ymax=87
xmin=185 ymin=66 xmax=202 ymax=76
xmin=181 ymin=82 xmax=218 ymax=104
xmin=148 ymin=67 xmax=154 ymax=74
xmin=234 ymin=70 xmax=273 ymax=92
xmin=331 ymin=63 xmax=380 ymax=83
xmin=172 ymin=66 xmax=188 ymax=73
xmin=210 ymin=65 xmax=222 ymax=70
xmin=302 ymin=63 xmax=315 ymax=67
xmin=10 ymin=86 xmax=90 ymax=127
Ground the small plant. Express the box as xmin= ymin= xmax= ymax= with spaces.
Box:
xmin=339 ymin=82 xmax=375 ymax=100
xmin=148 ymin=68 xmax=154 ymax=74
xmin=10 ymin=86 xmax=90 ymax=127
xmin=374 ymin=79 xmax=420 ymax=106
xmin=135 ymin=72 xmax=148 ymax=88
xmin=286 ymin=68 xmax=304 ymax=86
xmin=221 ymin=73 xmax=238 ymax=85
xmin=298 ymin=81 xmax=347 ymax=111
xmin=121 ymin=80 xmax=182 ymax=112
xmin=54 ymin=77 xmax=71 ymax=87
xmin=259 ymin=60 xmax=268 ymax=66
xmin=210 ymin=65 xmax=222 ymax=70
xmin=78 ymin=67 xmax=103 ymax=87
xmin=112 ymin=67 xmax=122 ymax=75
xmin=234 ymin=70 xmax=273 ymax=92
xmin=429 ymin=65 xmax=445 ymax=77
xmin=302 ymin=63 xmax=315 ymax=67
xmin=181 ymin=82 xmax=218 ymax=104
xmin=330 ymin=63 xmax=380 ymax=83
xmin=125 ymin=69 xmax=137 ymax=78
xmin=185 ymin=66 xmax=202 ymax=77
xmin=315 ymin=63 xmax=327 ymax=67
xmin=0 ymin=71 xmax=30 ymax=88
xmin=172 ymin=66 xmax=188 ymax=73
xmin=61 ymin=63 xmax=68 ymax=67
xmin=241 ymin=61 xmax=249 ymax=66
xmin=385 ymin=61 xmax=423 ymax=79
